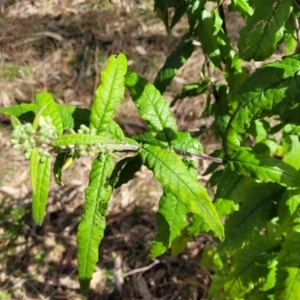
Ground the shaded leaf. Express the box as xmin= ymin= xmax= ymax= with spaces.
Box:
xmin=154 ymin=33 xmax=194 ymax=94
xmin=238 ymin=0 xmax=292 ymax=61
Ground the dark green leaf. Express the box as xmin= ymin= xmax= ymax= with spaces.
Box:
xmin=154 ymin=33 xmax=194 ymax=94
xmin=238 ymin=0 xmax=292 ymax=61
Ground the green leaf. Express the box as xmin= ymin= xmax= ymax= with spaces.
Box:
xmin=171 ymin=131 xmax=203 ymax=154
xmin=229 ymin=0 xmax=254 ymax=20
xmin=223 ymin=54 xmax=300 ymax=157
xmin=112 ymin=155 xmax=142 ymax=188
xmin=0 ymin=103 xmax=37 ymax=117
xmin=150 ymin=192 xmax=188 ymax=257
xmin=226 ymin=148 xmax=300 ymax=187
xmin=51 ymin=134 xmax=115 ymax=147
xmin=35 ymin=92 xmax=63 ymax=136
xmin=53 ymin=152 xmax=70 ymax=186
xmin=10 ymin=116 xmax=22 ymax=128
xmin=125 ymin=71 xmax=178 ymax=144
xmin=30 ymin=147 xmax=39 ymax=194
xmin=218 ymin=182 xmax=281 ymax=253
xmin=197 ymin=9 xmax=223 ymax=69
xmin=282 ymin=134 xmax=300 ymax=170
xmin=90 ymin=53 xmax=127 ymax=134
xmin=224 ymin=236 xmax=278 ymax=298
xmin=237 ymin=0 xmax=292 ymax=61
xmin=170 ymin=79 xmax=210 ymax=106
xmin=154 ymin=33 xmax=194 ymax=94
xmin=278 ymin=187 xmax=300 ymax=230
xmin=77 ymin=154 xmax=114 ymax=292
xmin=139 ymin=144 xmax=224 ymax=240
xmin=275 ymin=231 xmax=300 ymax=299
xmin=32 ymin=156 xmax=51 ymax=225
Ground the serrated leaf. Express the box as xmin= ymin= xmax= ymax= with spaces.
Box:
xmin=238 ymin=0 xmax=292 ymax=61
xmin=171 ymin=131 xmax=203 ymax=154
xmin=77 ymin=154 xmax=114 ymax=292
xmin=197 ymin=9 xmax=223 ymax=69
xmin=275 ymin=231 xmax=300 ymax=299
xmin=226 ymin=148 xmax=300 ymax=187
xmin=154 ymin=33 xmax=194 ymax=94
xmin=90 ymin=53 xmax=127 ymax=134
xmin=51 ymin=133 xmax=115 ymax=147
xmin=218 ymin=182 xmax=281 ymax=253
xmin=224 ymin=236 xmax=278 ymax=298
xmin=223 ymin=54 xmax=300 ymax=158
xmin=32 ymin=156 xmax=51 ymax=225
xmin=35 ymin=92 xmax=63 ymax=136
xmin=125 ymin=71 xmax=178 ymax=144
xmin=139 ymin=144 xmax=224 ymax=240
xmin=150 ymin=192 xmax=188 ymax=257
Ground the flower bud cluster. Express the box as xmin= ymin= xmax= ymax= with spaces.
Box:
xmin=10 ymin=116 xmax=56 ymax=160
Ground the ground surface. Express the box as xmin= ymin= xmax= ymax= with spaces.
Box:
xmin=0 ymin=1 xmax=240 ymax=299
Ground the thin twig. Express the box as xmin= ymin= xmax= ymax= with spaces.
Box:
xmin=293 ymin=13 xmax=300 ymax=49
xmin=123 ymin=259 xmax=160 ymax=277
xmin=93 ymin=42 xmax=100 ymax=93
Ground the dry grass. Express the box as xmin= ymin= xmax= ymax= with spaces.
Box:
xmin=0 ymin=1 xmax=226 ymax=299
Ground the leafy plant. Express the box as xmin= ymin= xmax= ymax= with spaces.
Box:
xmin=2 ymin=0 xmax=300 ymax=298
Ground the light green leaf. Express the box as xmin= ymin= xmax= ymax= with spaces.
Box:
xmin=0 ymin=103 xmax=37 ymax=117
xmin=226 ymin=148 xmax=300 ymax=187
xmin=30 ymin=147 xmax=39 ymax=194
xmin=51 ymin=134 xmax=115 ymax=147
xmin=154 ymin=33 xmax=194 ymax=94
xmin=278 ymin=187 xmax=300 ymax=230
xmin=223 ymin=54 xmax=300 ymax=157
xmin=35 ymin=92 xmax=63 ymax=136
xmin=32 ymin=156 xmax=51 ymax=225
xmin=125 ymin=71 xmax=178 ymax=144
xmin=77 ymin=154 xmax=114 ymax=292
xmin=275 ymin=231 xmax=300 ymax=299
xmin=229 ymin=0 xmax=254 ymax=20
xmin=139 ymin=144 xmax=224 ymax=240
xmin=283 ymin=134 xmax=300 ymax=170
xmin=238 ymin=0 xmax=292 ymax=61
xmin=90 ymin=53 xmax=127 ymax=134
